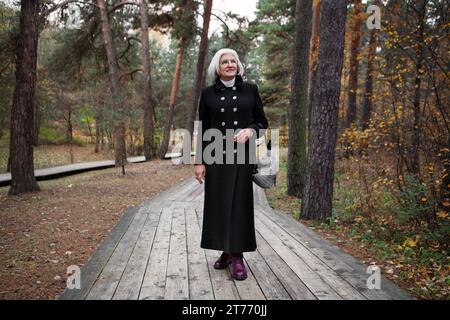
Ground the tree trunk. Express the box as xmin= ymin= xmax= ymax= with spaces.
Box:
xmin=187 ymin=0 xmax=213 ymax=139
xmin=33 ymin=103 xmax=40 ymax=146
xmin=95 ymin=113 xmax=100 ymax=153
xmin=345 ymin=0 xmax=362 ymax=130
xmin=159 ymin=36 xmax=185 ymax=159
xmin=97 ymin=0 xmax=127 ymax=167
xmin=140 ymin=0 xmax=156 ymax=161
xmin=439 ymin=135 xmax=450 ymax=216
xmin=66 ymin=104 xmax=74 ymax=163
xmin=301 ymin=0 xmax=347 ymax=221
xmin=360 ymin=27 xmax=378 ymax=130
xmin=287 ymin=0 xmax=313 ymax=198
xmin=308 ymin=0 xmax=321 ymax=134
xmin=8 ymin=0 xmax=40 ymax=195
xmin=411 ymin=0 xmax=427 ymax=176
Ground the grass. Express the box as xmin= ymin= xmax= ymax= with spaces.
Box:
xmin=0 ymin=129 xmax=114 ymax=173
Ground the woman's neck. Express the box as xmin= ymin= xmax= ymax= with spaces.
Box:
xmin=220 ymin=76 xmax=235 ymax=87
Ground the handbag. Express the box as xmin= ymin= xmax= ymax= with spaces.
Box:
xmin=252 ymin=138 xmax=278 ymax=189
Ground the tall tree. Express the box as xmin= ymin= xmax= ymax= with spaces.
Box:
xmin=159 ymin=0 xmax=196 ymax=159
xmin=97 ymin=0 xmax=127 ymax=168
xmin=8 ymin=0 xmax=41 ymax=195
xmin=410 ymin=0 xmax=428 ymax=176
xmin=140 ymin=0 xmax=156 ymax=160
xmin=287 ymin=0 xmax=312 ymax=198
xmin=301 ymin=0 xmax=347 ymax=220
xmin=186 ymin=0 xmax=213 ymax=138
xmin=345 ymin=0 xmax=362 ymax=130
xmin=308 ymin=0 xmax=321 ymax=133
xmin=159 ymin=35 xmax=186 ymax=159
xmin=360 ymin=7 xmax=378 ymax=131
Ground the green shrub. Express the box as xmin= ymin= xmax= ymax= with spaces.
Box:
xmin=394 ymin=174 xmax=432 ymax=225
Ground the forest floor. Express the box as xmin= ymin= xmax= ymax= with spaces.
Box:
xmin=266 ymin=149 xmax=449 ymax=300
xmin=0 ymin=143 xmax=193 ymax=299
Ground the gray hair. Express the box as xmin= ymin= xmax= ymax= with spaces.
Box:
xmin=207 ymin=48 xmax=245 ymax=80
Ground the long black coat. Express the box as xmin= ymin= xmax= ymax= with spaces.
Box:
xmin=194 ymin=74 xmax=269 ymax=253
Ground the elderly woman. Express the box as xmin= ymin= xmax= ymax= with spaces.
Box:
xmin=194 ymin=48 xmax=269 ymax=280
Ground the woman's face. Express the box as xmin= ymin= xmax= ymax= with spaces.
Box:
xmin=219 ymin=53 xmax=238 ymax=80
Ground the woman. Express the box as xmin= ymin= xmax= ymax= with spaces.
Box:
xmin=194 ymin=48 xmax=268 ymax=280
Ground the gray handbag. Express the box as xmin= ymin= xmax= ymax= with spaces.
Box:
xmin=252 ymin=139 xmax=278 ymax=189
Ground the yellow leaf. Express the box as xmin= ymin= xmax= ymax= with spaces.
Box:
xmin=403 ymin=237 xmax=418 ymax=248
xmin=437 ymin=210 xmax=448 ymax=219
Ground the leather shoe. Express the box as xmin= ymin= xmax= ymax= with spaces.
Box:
xmin=214 ymin=252 xmax=231 ymax=269
xmin=231 ymin=255 xmax=247 ymax=280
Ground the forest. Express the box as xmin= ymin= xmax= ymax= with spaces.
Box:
xmin=0 ymin=0 xmax=448 ymax=300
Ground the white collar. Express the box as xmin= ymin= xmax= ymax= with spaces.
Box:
xmin=220 ymin=77 xmax=235 ymax=87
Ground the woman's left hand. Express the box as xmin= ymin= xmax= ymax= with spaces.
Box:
xmin=234 ymin=128 xmax=253 ymax=144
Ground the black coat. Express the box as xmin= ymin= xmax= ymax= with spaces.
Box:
xmin=194 ymin=74 xmax=269 ymax=253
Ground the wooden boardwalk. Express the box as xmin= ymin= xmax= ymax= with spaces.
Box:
xmin=0 ymin=153 xmax=190 ymax=187
xmin=60 ymin=177 xmax=413 ymax=300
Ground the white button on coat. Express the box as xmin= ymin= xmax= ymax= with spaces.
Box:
xmin=234 ymin=121 xmax=238 ymax=125
xmin=232 ymin=96 xmax=237 ymax=100
xmin=233 ymin=108 xmax=237 ymax=112
xmin=220 ymin=108 xmax=225 ymax=112
xmin=221 ymin=97 xmax=225 ymax=100
xmin=221 ymin=122 xmax=225 ymax=126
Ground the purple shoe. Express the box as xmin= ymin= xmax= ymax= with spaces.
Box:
xmin=231 ymin=255 xmax=247 ymax=280
xmin=214 ymin=252 xmax=231 ymax=269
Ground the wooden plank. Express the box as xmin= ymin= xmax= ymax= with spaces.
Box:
xmin=61 ymin=179 xmax=191 ymax=300
xmin=141 ymin=177 xmax=194 ymax=207
xmin=254 ymin=232 xmax=317 ymax=300
xmin=254 ymin=215 xmax=342 ymax=300
xmin=253 ymin=184 xmax=270 ymax=208
xmin=229 ymin=258 xmax=266 ymax=300
xmin=185 ymin=208 xmax=214 ymax=300
xmin=112 ymin=208 xmax=162 ymax=299
xmin=0 ymin=157 xmax=147 ymax=186
xmin=164 ymin=179 xmax=197 ymax=202
xmin=256 ymin=210 xmax=366 ymax=300
xmin=190 ymin=183 xmax=204 ymax=202
xmin=139 ymin=207 xmax=174 ymax=300
xmin=196 ymin=209 xmax=240 ymax=300
xmin=244 ymin=248 xmax=291 ymax=300
xmin=59 ymin=205 xmax=139 ymax=300
xmin=257 ymin=205 xmax=413 ymax=300
xmin=86 ymin=207 xmax=149 ymax=299
xmin=164 ymin=207 xmax=189 ymax=299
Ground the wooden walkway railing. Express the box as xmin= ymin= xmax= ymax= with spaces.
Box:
xmin=59 ymin=177 xmax=413 ymax=300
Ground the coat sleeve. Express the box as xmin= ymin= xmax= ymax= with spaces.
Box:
xmin=194 ymin=89 xmax=209 ymax=165
xmin=248 ymin=84 xmax=269 ymax=139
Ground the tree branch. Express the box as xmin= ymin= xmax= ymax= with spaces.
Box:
xmin=119 ymin=68 xmax=142 ymax=81
xmin=42 ymin=0 xmax=98 ymax=16
xmin=108 ymin=1 xmax=139 ymax=14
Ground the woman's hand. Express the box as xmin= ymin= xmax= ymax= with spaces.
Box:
xmin=195 ymin=164 xmax=205 ymax=184
xmin=234 ymin=128 xmax=253 ymax=144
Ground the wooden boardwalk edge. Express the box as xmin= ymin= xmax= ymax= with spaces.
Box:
xmin=59 ymin=177 xmax=194 ymax=300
